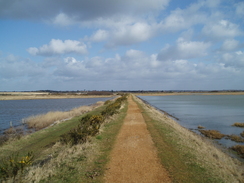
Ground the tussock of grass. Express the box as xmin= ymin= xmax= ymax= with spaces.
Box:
xmin=232 ymin=123 xmax=244 ymax=127
xmin=199 ymin=129 xmax=225 ymax=139
xmin=0 ymin=126 xmax=26 ymax=146
xmin=227 ymin=134 xmax=244 ymax=143
xmin=231 ymin=145 xmax=244 ymax=158
xmin=24 ymin=103 xmax=103 ymax=131
xmin=197 ymin=125 xmax=205 ymax=129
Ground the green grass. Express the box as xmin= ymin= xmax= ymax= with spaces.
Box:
xmin=0 ymin=97 xmax=128 ymax=182
xmin=0 ymin=104 xmax=107 ymax=160
xmin=81 ymin=100 xmax=128 ymax=182
xmin=134 ymin=97 xmax=225 ymax=183
xmin=37 ymin=100 xmax=128 ymax=183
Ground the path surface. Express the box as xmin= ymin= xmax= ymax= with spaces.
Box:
xmin=104 ymin=96 xmax=171 ymax=183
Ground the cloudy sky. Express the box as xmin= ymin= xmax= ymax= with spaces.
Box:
xmin=0 ymin=0 xmax=244 ymax=91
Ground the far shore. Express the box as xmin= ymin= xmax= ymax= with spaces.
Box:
xmin=1 ymin=91 xmax=244 ymax=100
xmin=0 ymin=92 xmax=114 ymax=100
xmin=137 ymin=91 xmax=244 ymax=96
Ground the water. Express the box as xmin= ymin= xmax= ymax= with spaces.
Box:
xmin=138 ymin=95 xmax=244 ymax=147
xmin=0 ymin=97 xmax=111 ymax=132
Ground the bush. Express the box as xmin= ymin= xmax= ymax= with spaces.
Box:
xmin=60 ymin=95 xmax=127 ymax=146
xmin=0 ymin=152 xmax=34 ymax=181
xmin=60 ymin=114 xmax=104 ymax=145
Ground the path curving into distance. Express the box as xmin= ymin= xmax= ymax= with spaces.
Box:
xmin=104 ymin=95 xmax=171 ymax=183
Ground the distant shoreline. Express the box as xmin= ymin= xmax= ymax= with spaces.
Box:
xmin=1 ymin=91 xmax=244 ymax=100
xmin=0 ymin=92 xmax=114 ymax=100
xmin=137 ymin=91 xmax=244 ymax=96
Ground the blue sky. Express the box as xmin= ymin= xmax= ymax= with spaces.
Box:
xmin=0 ymin=0 xmax=244 ymax=91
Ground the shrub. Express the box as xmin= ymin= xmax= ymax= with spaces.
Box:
xmin=0 ymin=152 xmax=34 ymax=181
xmin=60 ymin=114 xmax=104 ymax=146
xmin=60 ymin=95 xmax=127 ymax=146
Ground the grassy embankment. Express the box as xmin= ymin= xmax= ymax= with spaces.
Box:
xmin=133 ymin=95 xmax=244 ymax=183
xmin=0 ymin=96 xmax=128 ymax=182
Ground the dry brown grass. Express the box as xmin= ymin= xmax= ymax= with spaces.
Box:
xmin=24 ymin=102 xmax=104 ymax=131
xmin=133 ymin=95 xmax=244 ymax=183
xmin=199 ymin=129 xmax=226 ymax=139
xmin=227 ymin=135 xmax=244 ymax=143
xmin=232 ymin=123 xmax=244 ymax=127
xmin=23 ymin=142 xmax=98 ymax=182
xmin=231 ymin=145 xmax=244 ymax=158
xmin=197 ymin=125 xmax=205 ymax=129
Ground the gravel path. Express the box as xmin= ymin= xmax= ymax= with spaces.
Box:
xmin=104 ymin=95 xmax=171 ymax=183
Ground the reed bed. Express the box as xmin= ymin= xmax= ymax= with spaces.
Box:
xmin=24 ymin=103 xmax=103 ymax=131
xmin=199 ymin=129 xmax=226 ymax=139
xmin=232 ymin=123 xmax=244 ymax=127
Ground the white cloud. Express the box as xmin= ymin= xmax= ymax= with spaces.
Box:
xmin=106 ymin=22 xmax=156 ymax=47
xmin=202 ymin=20 xmax=242 ymax=39
xmin=158 ymin=38 xmax=211 ymax=61
xmin=27 ymin=39 xmax=88 ymax=56
xmin=159 ymin=0 xmax=211 ymax=32
xmin=236 ymin=2 xmax=244 ymax=16
xmin=221 ymin=39 xmax=239 ymax=51
xmin=221 ymin=51 xmax=244 ymax=68
xmin=90 ymin=29 xmax=109 ymax=42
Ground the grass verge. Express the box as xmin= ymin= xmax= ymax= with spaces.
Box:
xmin=133 ymin=95 xmax=244 ymax=183
xmin=0 ymin=97 xmax=127 ymax=182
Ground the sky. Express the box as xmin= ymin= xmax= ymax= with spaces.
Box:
xmin=0 ymin=0 xmax=244 ymax=91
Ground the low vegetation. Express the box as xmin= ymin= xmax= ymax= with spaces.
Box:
xmin=232 ymin=122 xmax=244 ymax=127
xmin=133 ymin=95 xmax=244 ymax=183
xmin=0 ymin=95 xmax=128 ymax=182
xmin=197 ymin=125 xmax=205 ymax=129
xmin=23 ymin=102 xmax=102 ymax=131
xmin=230 ymin=145 xmax=244 ymax=158
xmin=241 ymin=131 xmax=244 ymax=138
xmin=0 ymin=152 xmax=34 ymax=182
xmin=199 ymin=129 xmax=226 ymax=139
xmin=226 ymin=134 xmax=244 ymax=143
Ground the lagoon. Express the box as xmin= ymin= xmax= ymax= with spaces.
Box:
xmin=0 ymin=97 xmax=111 ymax=132
xmin=139 ymin=95 xmax=244 ymax=147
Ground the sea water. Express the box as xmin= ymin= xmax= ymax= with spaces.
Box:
xmin=138 ymin=95 xmax=244 ymax=147
xmin=0 ymin=97 xmax=111 ymax=132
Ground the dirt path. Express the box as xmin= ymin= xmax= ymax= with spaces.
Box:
xmin=104 ymin=95 xmax=171 ymax=183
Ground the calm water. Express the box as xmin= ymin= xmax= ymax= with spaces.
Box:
xmin=0 ymin=97 xmax=111 ymax=132
xmin=139 ymin=95 xmax=244 ymax=147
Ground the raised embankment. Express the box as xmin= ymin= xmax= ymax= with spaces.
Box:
xmin=0 ymin=94 xmax=243 ymax=182
xmin=132 ymin=95 xmax=244 ymax=182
